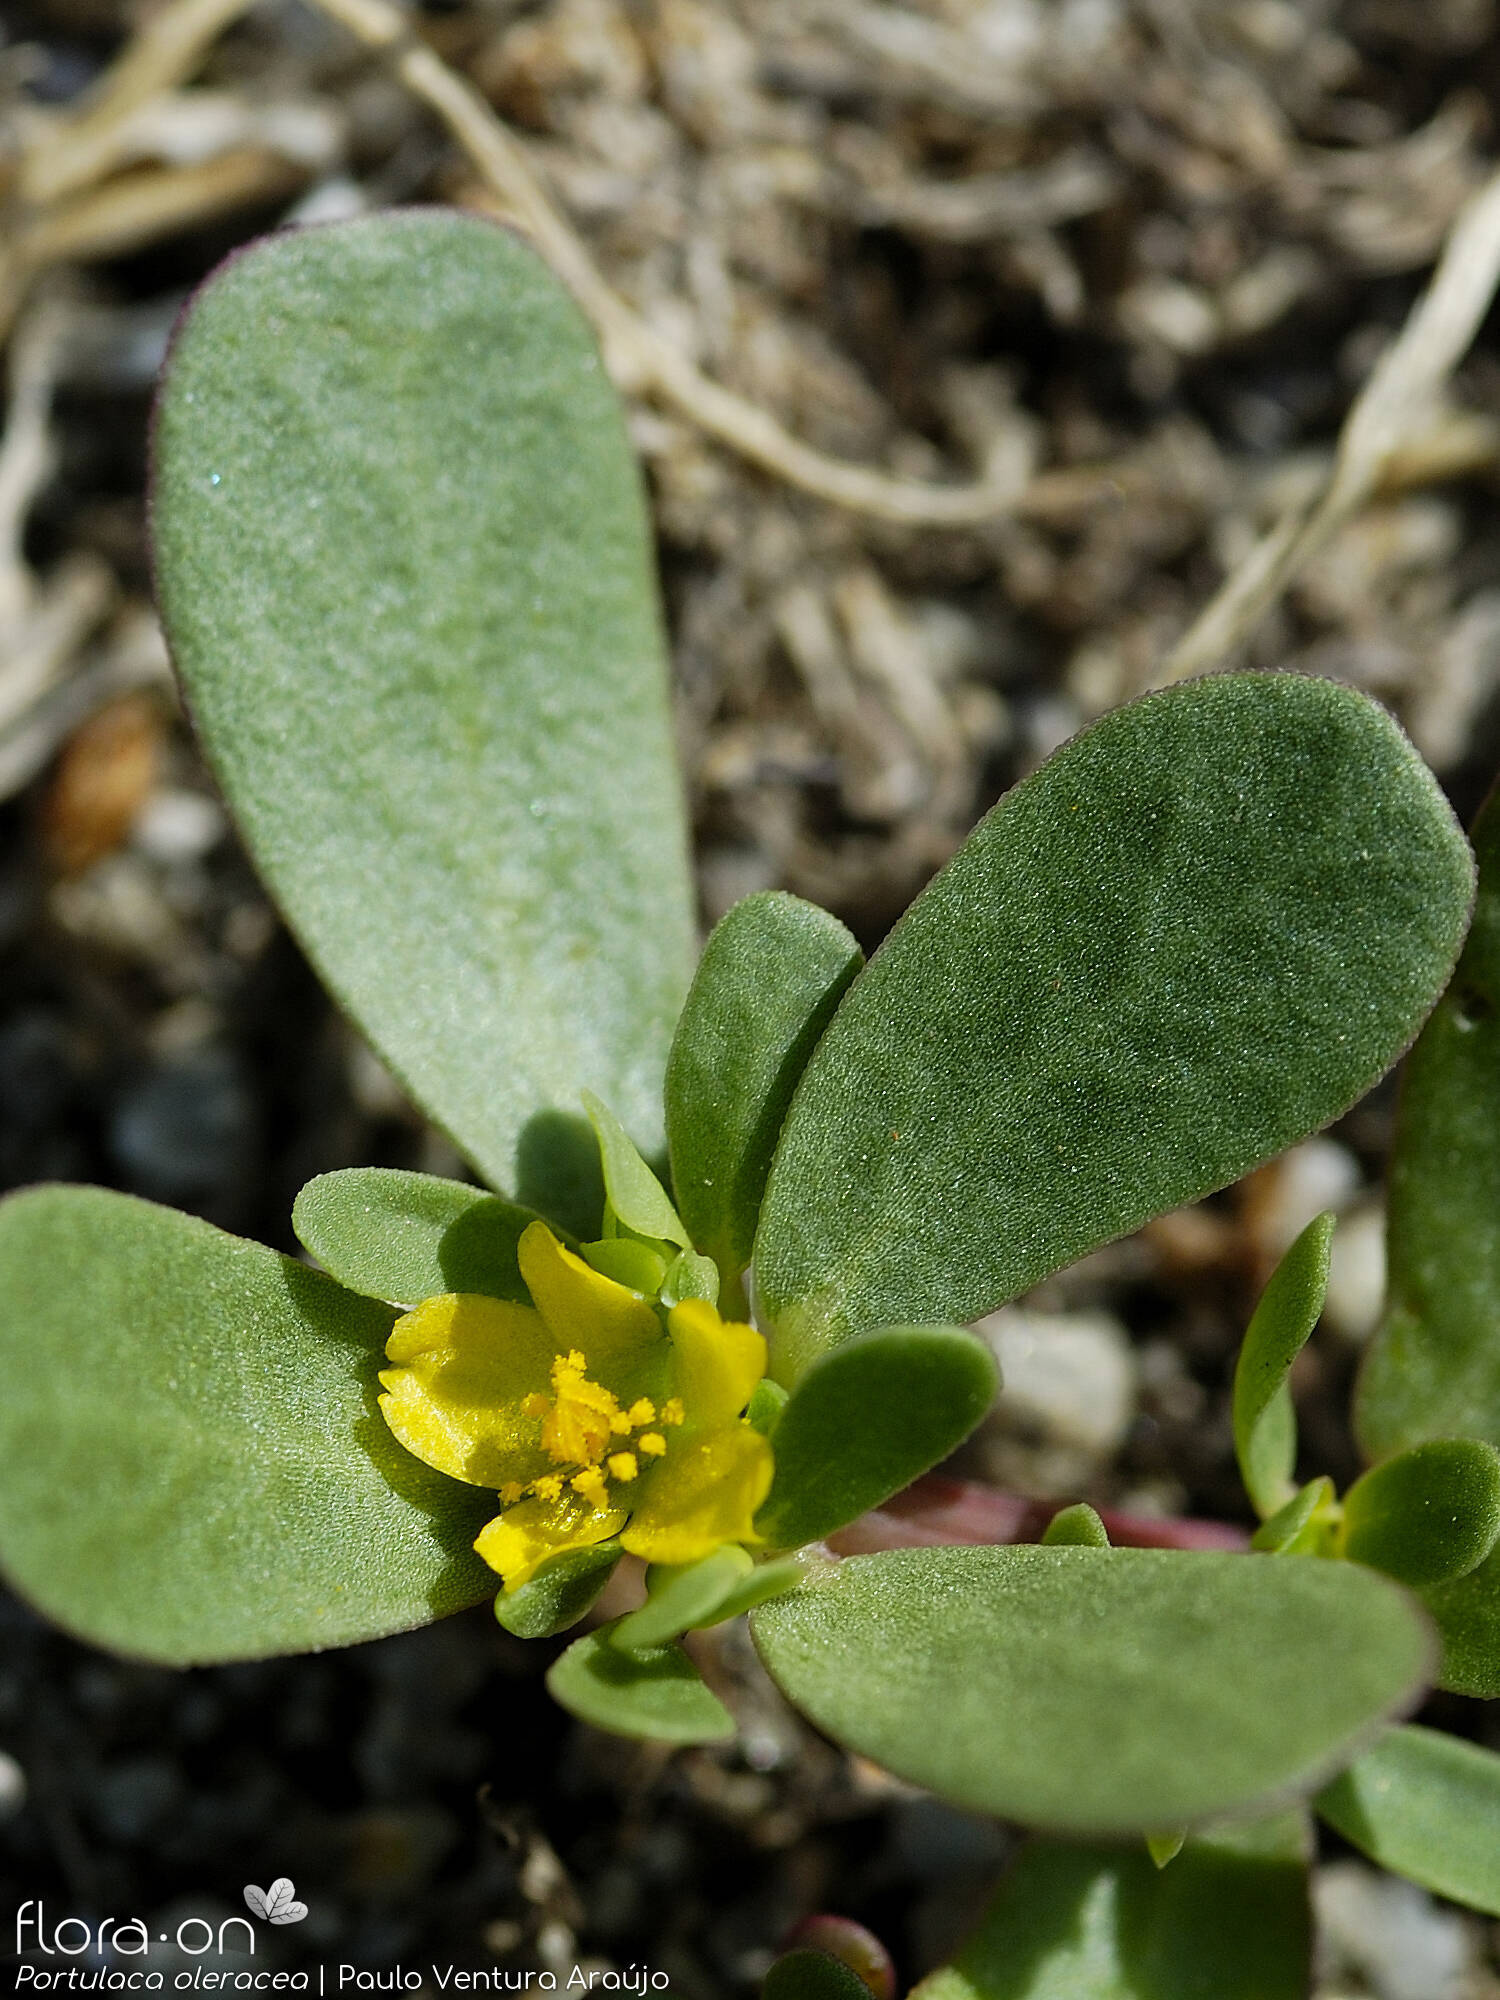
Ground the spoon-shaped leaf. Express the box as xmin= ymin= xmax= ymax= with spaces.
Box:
xmin=754 ymin=675 xmax=1472 ymax=1377
xmin=910 ymin=1817 xmax=1311 ymax=2000
xmin=1234 ymin=1213 xmax=1334 ymax=1519
xmin=293 ymin=1168 xmax=547 ymax=1306
xmin=1341 ymin=1439 xmax=1500 ymax=1587
xmin=152 ymin=212 xmax=694 ymax=1196
xmin=1360 ymin=783 xmax=1500 ymax=1457
xmin=665 ymin=891 xmax=862 ymax=1294
xmin=1418 ymin=1541 xmax=1500 ymax=1695
xmin=754 ymin=1325 xmax=998 ymax=1550
xmin=751 ymin=1546 xmax=1432 ymax=1831
xmin=1316 ymin=1725 xmax=1500 ymax=1917
xmin=546 ymin=1631 xmax=734 ymax=1742
xmin=0 ymin=1185 xmax=492 ymax=1662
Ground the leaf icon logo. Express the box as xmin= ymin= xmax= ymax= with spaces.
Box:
xmin=243 ymin=1879 xmax=309 ymax=1925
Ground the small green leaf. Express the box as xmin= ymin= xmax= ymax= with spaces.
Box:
xmin=762 ymin=1953 xmax=873 ymax=2000
xmin=751 ymin=1547 xmax=1432 ymax=1831
xmin=1316 ymin=1725 xmax=1500 ymax=1917
xmin=700 ymin=1553 xmax=810 ymax=1624
xmin=754 ymin=1326 xmax=998 ymax=1551
xmin=910 ymin=1817 xmax=1310 ymax=2000
xmin=1420 ymin=1539 xmax=1500 ymax=1695
xmin=494 ymin=1542 xmax=621 ymax=1639
xmin=1144 ymin=1830 xmax=1185 ymax=1870
xmin=152 ymin=213 xmax=694 ymax=1196
xmin=1043 ymin=1503 xmax=1110 ymax=1548
xmin=582 ymin=1092 xmax=689 ymax=1248
xmin=659 ymin=1250 xmax=720 ymax=1307
xmin=293 ymin=1168 xmax=548 ymax=1306
xmin=1341 ymin=1439 xmax=1500 ymax=1586
xmin=0 ymin=1185 xmax=492 ymax=1662
xmin=1251 ymin=1477 xmax=1338 ymax=1555
xmin=1361 ymin=782 xmax=1500 ymax=1459
xmin=580 ymin=1237 xmax=669 ymax=1296
xmin=665 ymin=891 xmax=862 ymax=1291
xmin=749 ymin=1379 xmax=790 ymax=1435
xmin=754 ymin=676 xmax=1472 ymax=1378
xmin=1233 ymin=1213 xmax=1335 ymax=1519
xmin=611 ymin=1546 xmax=755 ymax=1651
xmin=546 ymin=1630 xmax=734 ymax=1742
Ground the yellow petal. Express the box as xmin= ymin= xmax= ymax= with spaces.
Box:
xmin=518 ymin=1222 xmax=667 ymax=1385
xmin=666 ymin=1299 xmax=767 ymax=1429
xmin=621 ymin=1424 xmax=773 ymax=1568
xmin=378 ymin=1292 xmax=554 ymax=1488
xmin=475 ymin=1492 xmax=626 ymax=1592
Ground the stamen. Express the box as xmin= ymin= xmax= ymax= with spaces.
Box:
xmin=607 ymin=1452 xmax=638 ymax=1484
xmin=638 ymin=1432 xmax=666 ymax=1457
xmin=660 ymin=1398 xmax=685 ymax=1427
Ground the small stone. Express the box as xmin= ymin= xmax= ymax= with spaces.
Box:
xmin=1323 ymin=1200 xmax=1387 ymax=1345
xmin=976 ymin=1307 xmax=1137 ymax=1455
xmin=1314 ymin=1860 xmax=1475 ymax=2000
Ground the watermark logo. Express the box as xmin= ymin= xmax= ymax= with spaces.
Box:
xmin=242 ymin=1883 xmax=308 ymax=1928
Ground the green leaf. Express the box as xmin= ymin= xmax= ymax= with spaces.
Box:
xmin=1043 ymin=1503 xmax=1110 ymax=1548
xmin=1419 ymin=1540 xmax=1500 ymax=1695
xmin=659 ymin=1249 xmax=720 ymax=1307
xmin=763 ymin=1953 xmax=873 ymax=2000
xmin=494 ymin=1542 xmax=621 ymax=1639
xmin=700 ymin=1553 xmax=809 ymax=1623
xmin=1143 ymin=1831 xmax=1185 ymax=1870
xmin=665 ymin=892 xmax=862 ymax=1290
xmin=582 ymin=1092 xmax=689 ymax=1248
xmin=754 ymin=676 xmax=1472 ymax=1377
xmin=1361 ymin=783 xmax=1500 ymax=1456
xmin=611 ymin=1546 xmax=754 ymax=1651
xmin=1233 ymin=1213 xmax=1334 ymax=1519
xmin=751 ymin=1546 xmax=1432 ymax=1831
xmin=1316 ymin=1725 xmax=1500 ymax=1918
xmin=1250 ymin=1477 xmax=1338 ymax=1555
xmin=546 ymin=1630 xmax=734 ymax=1742
xmin=292 ymin=1168 xmax=550 ymax=1306
xmin=581 ymin=1237 xmax=669 ymax=1296
xmin=0 ymin=1185 xmax=492 ymax=1663
xmin=910 ymin=1817 xmax=1310 ymax=2000
xmin=1341 ymin=1439 xmax=1500 ymax=1587
xmin=151 ymin=212 xmax=694 ymax=1196
xmin=754 ymin=1326 xmax=998 ymax=1550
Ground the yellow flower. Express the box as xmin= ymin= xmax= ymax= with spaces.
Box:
xmin=378 ymin=1220 xmax=773 ymax=1591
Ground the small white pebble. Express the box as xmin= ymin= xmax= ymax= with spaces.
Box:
xmin=0 ymin=1751 xmax=26 ymax=1818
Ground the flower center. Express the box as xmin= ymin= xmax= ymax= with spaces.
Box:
xmin=504 ymin=1351 xmax=684 ymax=1513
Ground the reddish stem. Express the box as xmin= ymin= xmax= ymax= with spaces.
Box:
xmin=829 ymin=1473 xmax=1251 ymax=1557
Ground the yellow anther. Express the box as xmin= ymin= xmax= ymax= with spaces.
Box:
xmin=533 ymin=1473 xmax=563 ymax=1502
xmin=661 ymin=1398 xmax=685 ymax=1427
xmin=638 ymin=1432 xmax=666 ymax=1457
xmin=571 ymin=1466 xmax=608 ymax=1506
xmin=499 ymin=1481 xmax=525 ymax=1506
xmin=608 ymin=1452 xmax=638 ymax=1484
xmin=539 ymin=1350 xmax=624 ymax=1466
xmin=608 ymin=1410 xmax=633 ymax=1435
xmin=626 ymin=1398 xmax=656 ymax=1428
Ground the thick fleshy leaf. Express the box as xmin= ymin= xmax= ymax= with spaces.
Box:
xmin=1233 ymin=1213 xmax=1334 ymax=1519
xmin=1251 ymin=1477 xmax=1338 ymax=1556
xmin=665 ymin=892 xmax=862 ymax=1294
xmin=754 ymin=1326 xmax=998 ymax=1551
xmin=1360 ymin=784 xmax=1500 ymax=1457
xmin=151 ymin=212 xmax=694 ymax=1196
xmin=0 ymin=1185 xmax=492 ymax=1663
xmin=909 ymin=1817 xmax=1310 ymax=2000
xmin=1341 ymin=1439 xmax=1500 ymax=1587
xmin=762 ymin=1953 xmax=872 ymax=2000
xmin=751 ymin=1546 xmax=1432 ymax=1831
xmin=754 ymin=676 xmax=1472 ymax=1376
xmin=1419 ymin=1541 xmax=1500 ymax=1696
xmin=583 ymin=1092 xmax=689 ymax=1248
xmin=546 ymin=1630 xmax=734 ymax=1742
xmin=1042 ymin=1503 xmax=1110 ymax=1548
xmin=612 ymin=1546 xmax=755 ymax=1651
xmin=493 ymin=1541 xmax=621 ymax=1639
xmin=1316 ymin=1725 xmax=1500 ymax=1917
xmin=293 ymin=1168 xmax=547 ymax=1306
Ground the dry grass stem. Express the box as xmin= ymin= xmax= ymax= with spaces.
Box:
xmin=1157 ymin=166 xmax=1500 ymax=686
